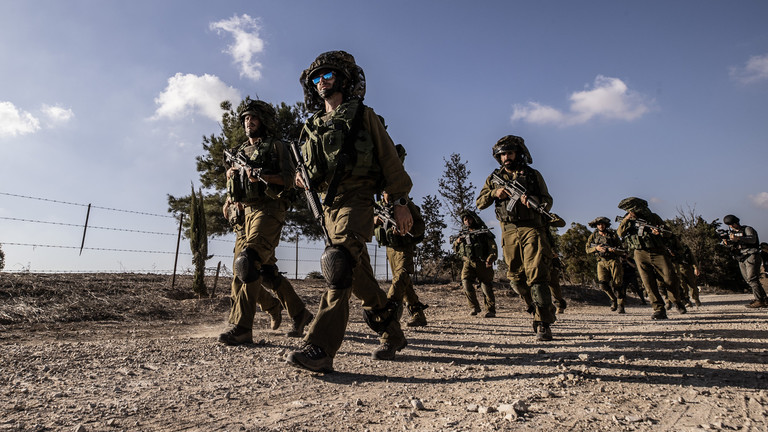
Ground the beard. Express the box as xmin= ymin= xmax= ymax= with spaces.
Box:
xmin=318 ymin=79 xmax=344 ymax=99
xmin=246 ymin=127 xmax=264 ymax=139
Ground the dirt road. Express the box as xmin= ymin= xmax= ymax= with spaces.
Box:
xmin=1 ymin=277 xmax=767 ymax=431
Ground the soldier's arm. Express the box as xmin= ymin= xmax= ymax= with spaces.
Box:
xmin=585 ymin=233 xmax=597 ymax=254
xmin=476 ymin=176 xmax=497 ymax=210
xmin=533 ymin=170 xmax=553 ymax=212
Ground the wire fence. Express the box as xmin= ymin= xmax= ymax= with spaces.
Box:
xmin=0 ymin=191 xmax=393 ymax=280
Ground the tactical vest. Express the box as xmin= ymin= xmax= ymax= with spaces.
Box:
xmin=620 ymin=212 xmax=667 ymax=252
xmin=492 ymin=166 xmax=544 ymax=225
xmin=456 ymin=231 xmax=494 ymax=262
xmin=226 ymin=137 xmax=284 ymax=204
xmin=299 ymin=100 xmax=380 ymax=191
xmin=591 ymin=230 xmax=622 ymax=259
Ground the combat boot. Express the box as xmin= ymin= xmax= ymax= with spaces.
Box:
xmin=287 ymin=309 xmax=313 ymax=338
xmin=286 ymin=343 xmax=333 ymax=373
xmin=745 ymin=299 xmax=768 ymax=308
xmin=694 ymin=299 xmax=701 ymax=307
xmin=617 ymin=303 xmax=626 ymax=314
xmin=218 ymin=325 xmax=253 ymax=346
xmin=556 ymin=300 xmax=567 ymax=314
xmin=676 ymin=302 xmax=687 ymax=314
xmin=536 ymin=323 xmax=553 ymax=341
xmin=267 ymin=305 xmax=283 ymax=330
xmin=469 ymin=307 xmax=481 ymax=316
xmin=372 ymin=339 xmax=407 ymax=360
xmin=406 ymin=310 xmax=427 ymax=327
xmin=610 ymin=299 xmax=618 ymax=311
xmin=665 ymin=301 xmax=673 ymax=310
xmin=484 ymin=309 xmax=496 ymax=318
xmin=651 ymin=310 xmax=668 ymax=320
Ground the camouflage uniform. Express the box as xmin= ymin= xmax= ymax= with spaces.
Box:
xmin=288 ymin=51 xmax=411 ymax=372
xmin=220 ymin=101 xmax=312 ymax=345
xmin=452 ymin=211 xmax=498 ymax=317
xmin=375 ymin=198 xmax=428 ymax=326
xmin=723 ymin=216 xmax=765 ymax=306
xmin=585 ymin=217 xmax=624 ymax=312
xmin=676 ymin=243 xmax=699 ymax=306
xmin=616 ymin=197 xmax=685 ymax=319
xmin=477 ymin=135 xmax=556 ymax=339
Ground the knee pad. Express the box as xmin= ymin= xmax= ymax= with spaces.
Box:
xmin=363 ymin=300 xmax=399 ymax=335
xmin=234 ymin=248 xmax=261 ymax=284
xmin=320 ymin=245 xmax=354 ymax=289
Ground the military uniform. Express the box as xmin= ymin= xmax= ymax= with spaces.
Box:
xmin=676 ymin=243 xmax=699 ymax=306
xmin=585 ymin=218 xmax=625 ymax=312
xmin=375 ymin=198 xmax=428 ymax=326
xmin=287 ymin=51 xmax=411 ymax=372
xmin=477 ymin=135 xmax=555 ymax=340
xmin=221 ymin=105 xmax=313 ymax=344
xmin=616 ymin=197 xmax=685 ymax=319
xmin=452 ymin=211 xmax=498 ymax=317
xmin=723 ymin=215 xmax=765 ymax=307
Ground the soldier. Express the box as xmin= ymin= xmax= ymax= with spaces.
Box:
xmin=219 ymin=99 xmax=313 ymax=346
xmin=721 ymin=215 xmax=765 ymax=308
xmin=375 ymin=186 xmax=429 ymax=327
xmin=585 ymin=217 xmax=625 ymax=313
xmin=547 ymin=214 xmax=568 ymax=314
xmin=676 ymin=242 xmax=701 ymax=307
xmin=286 ymin=51 xmax=413 ymax=373
xmin=761 ymin=242 xmax=768 ymax=275
xmin=451 ymin=210 xmax=498 ymax=317
xmin=616 ymin=197 xmax=686 ymax=319
xmin=477 ymin=135 xmax=556 ymax=341
xmin=621 ymin=256 xmax=647 ymax=305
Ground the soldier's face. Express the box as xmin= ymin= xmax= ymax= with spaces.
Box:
xmin=244 ymin=114 xmax=261 ymax=138
xmin=463 ymin=217 xmax=471 ymax=227
xmin=597 ymin=223 xmax=607 ymax=232
xmin=313 ymin=69 xmax=337 ymax=99
xmin=499 ymin=151 xmax=516 ymax=167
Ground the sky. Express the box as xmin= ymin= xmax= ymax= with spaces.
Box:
xmin=1 ymin=0 xmax=767 ymax=276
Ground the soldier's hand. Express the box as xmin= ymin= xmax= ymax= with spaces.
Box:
xmin=226 ymin=167 xmax=238 ymax=180
xmin=393 ymin=204 xmax=413 ymax=235
xmin=373 ymin=215 xmax=382 ymax=226
xmin=295 ymin=172 xmax=307 ymax=189
xmin=596 ymin=245 xmax=606 ymax=253
xmin=494 ymin=188 xmax=510 ymax=200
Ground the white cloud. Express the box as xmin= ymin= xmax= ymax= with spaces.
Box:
xmin=749 ymin=192 xmax=768 ymax=209
xmin=0 ymin=101 xmax=41 ymax=137
xmin=152 ymin=73 xmax=240 ymax=121
xmin=210 ymin=14 xmax=265 ymax=81
xmin=511 ymin=75 xmax=651 ymax=126
xmin=41 ymin=104 xmax=75 ymax=125
xmin=729 ymin=54 xmax=768 ymax=84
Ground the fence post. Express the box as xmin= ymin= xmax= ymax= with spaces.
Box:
xmin=172 ymin=214 xmax=184 ymax=288
xmin=295 ymin=234 xmax=299 ymax=280
xmin=211 ymin=260 xmax=221 ymax=298
xmin=79 ymin=204 xmax=91 ymax=256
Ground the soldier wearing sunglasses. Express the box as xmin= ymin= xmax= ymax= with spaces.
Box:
xmin=286 ymin=51 xmax=413 ymax=373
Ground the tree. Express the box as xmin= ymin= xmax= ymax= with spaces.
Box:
xmin=559 ymin=222 xmax=596 ymax=285
xmin=415 ymin=194 xmax=448 ymax=282
xmin=167 ymin=99 xmax=322 ymax=242
xmin=189 ymin=185 xmax=211 ymax=297
xmin=438 ymin=153 xmax=476 ymax=229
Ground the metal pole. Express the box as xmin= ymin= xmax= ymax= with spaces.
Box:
xmin=172 ymin=214 xmax=184 ymax=288
xmin=295 ymin=234 xmax=299 ymax=280
xmin=211 ymin=261 xmax=221 ymax=298
xmin=79 ymin=204 xmax=91 ymax=256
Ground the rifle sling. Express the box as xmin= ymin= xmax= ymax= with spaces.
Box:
xmin=322 ymin=102 xmax=365 ymax=207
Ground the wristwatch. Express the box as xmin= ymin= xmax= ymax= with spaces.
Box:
xmin=393 ymin=196 xmax=409 ymax=206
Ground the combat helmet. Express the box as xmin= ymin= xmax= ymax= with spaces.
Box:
xmin=723 ymin=214 xmax=740 ymax=226
xmin=459 ymin=209 xmax=487 ymax=229
xmin=588 ymin=216 xmax=611 ymax=228
xmin=618 ymin=197 xmax=649 ymax=212
xmin=300 ymin=50 xmax=366 ymax=111
xmin=238 ymin=98 xmax=277 ymax=136
xmin=549 ymin=213 xmax=567 ymax=228
xmin=492 ymin=135 xmax=533 ymax=165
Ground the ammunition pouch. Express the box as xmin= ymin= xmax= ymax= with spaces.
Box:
xmin=320 ymin=245 xmax=354 ymax=289
xmin=234 ymin=248 xmax=261 ymax=284
xmin=363 ymin=300 xmax=399 ymax=335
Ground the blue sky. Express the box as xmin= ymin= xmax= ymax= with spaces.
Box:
xmin=1 ymin=1 xmax=767 ymax=275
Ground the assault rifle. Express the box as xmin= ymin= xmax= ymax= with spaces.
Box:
xmin=289 ymin=141 xmax=331 ymax=246
xmin=223 ymin=148 xmax=267 ymax=186
xmin=374 ymin=201 xmax=413 ymax=237
xmin=589 ymin=243 xmax=626 ymax=255
xmin=450 ymin=227 xmax=494 ymax=246
xmin=614 ymin=215 xmax=672 ymax=235
xmin=490 ymin=173 xmax=557 ymax=222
